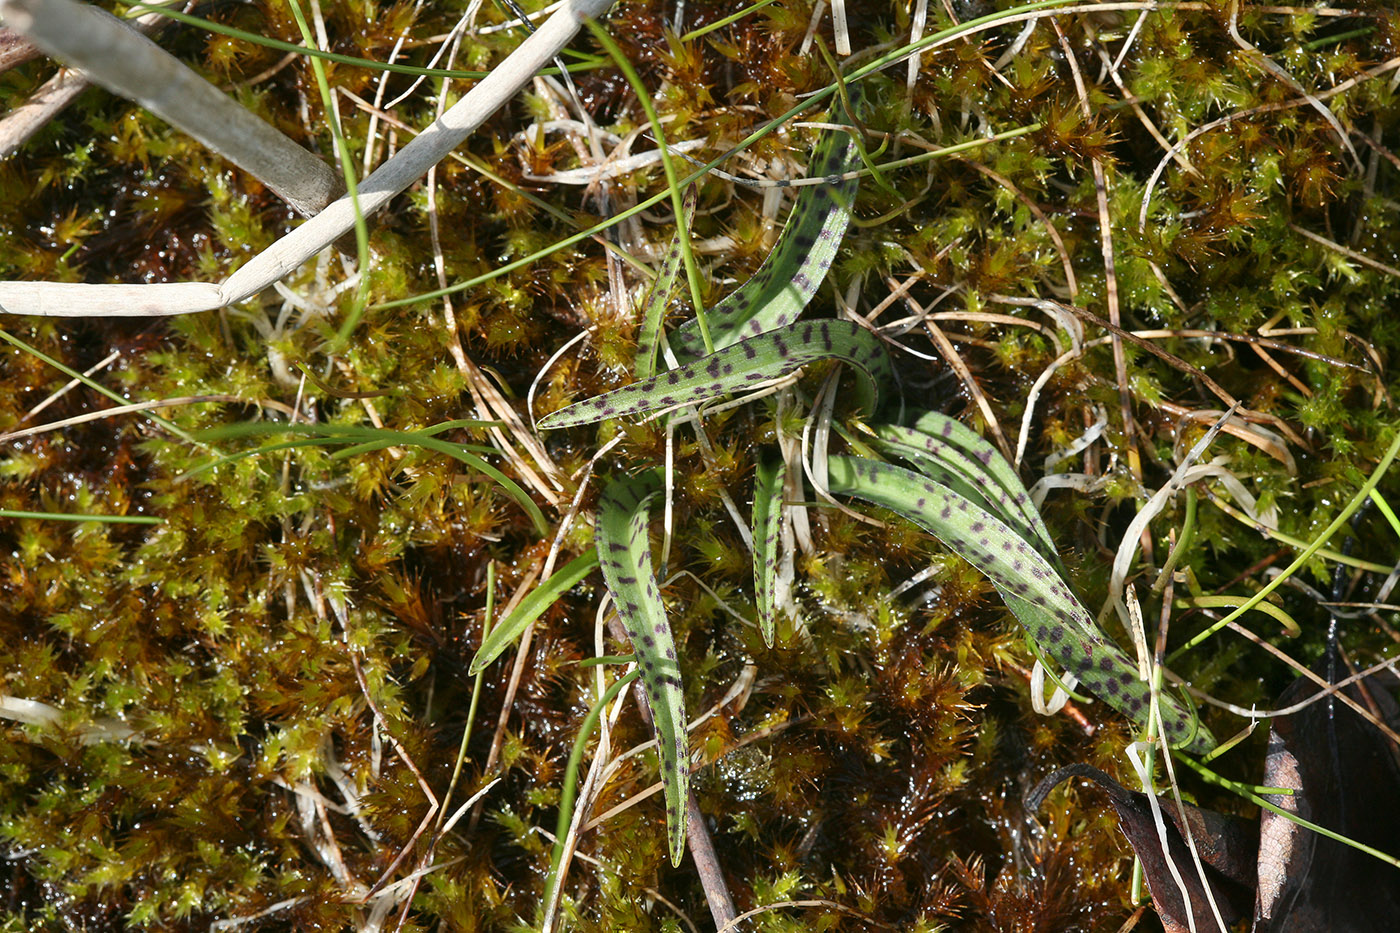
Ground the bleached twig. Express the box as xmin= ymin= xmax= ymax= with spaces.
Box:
xmin=0 ymin=0 xmax=342 ymax=216
xmin=0 ymin=0 xmax=618 ymax=318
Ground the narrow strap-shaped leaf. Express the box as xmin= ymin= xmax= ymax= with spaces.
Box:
xmin=669 ymin=92 xmax=863 ymax=358
xmin=468 ymin=551 xmax=601 ymax=675
xmin=752 ymin=451 xmax=786 ymax=647
xmin=879 ymin=411 xmax=1058 ymax=560
xmin=183 ymin=419 xmax=498 ymax=479
xmin=636 ymin=185 xmax=698 ymax=380
xmin=825 ymin=455 xmax=1215 ymax=754
xmin=596 ymin=472 xmax=690 ymax=866
xmin=189 ymin=420 xmax=546 ymax=535
xmin=873 ymin=425 xmax=1058 ymax=567
xmin=538 ymin=320 xmax=891 ymax=430
xmin=872 ymin=432 xmax=1014 ymax=537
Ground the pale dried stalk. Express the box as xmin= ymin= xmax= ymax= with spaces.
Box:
xmin=0 ymin=0 xmax=619 ymax=318
xmin=0 ymin=0 xmax=342 ymax=216
xmin=0 ymin=6 xmax=169 ymax=159
xmin=0 ymin=67 xmax=88 ymax=158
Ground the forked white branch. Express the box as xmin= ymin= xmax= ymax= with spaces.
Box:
xmin=0 ymin=0 xmax=617 ymax=317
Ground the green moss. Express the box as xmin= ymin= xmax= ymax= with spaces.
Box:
xmin=2 ymin=0 xmax=1399 ymax=929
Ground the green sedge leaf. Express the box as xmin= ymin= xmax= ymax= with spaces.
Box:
xmin=670 ymin=93 xmax=862 ymax=357
xmin=468 ymin=551 xmax=601 ymax=675
xmin=183 ymin=419 xmax=496 ymax=478
xmin=825 ymin=455 xmax=1215 ymax=754
xmin=596 ymin=472 xmax=690 ymax=866
xmin=538 ymin=320 xmax=891 ymax=430
xmin=752 ymin=451 xmax=786 ymax=647
xmin=636 ymin=185 xmax=697 ymax=381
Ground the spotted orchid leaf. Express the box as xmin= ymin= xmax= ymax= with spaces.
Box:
xmin=596 ymin=471 xmax=690 ymax=866
xmin=538 ymin=320 xmax=891 ymax=430
xmin=669 ymin=91 xmax=862 ymax=358
xmin=635 ymin=185 xmax=697 ymax=381
xmin=873 ymin=411 xmax=1059 ymax=565
xmin=752 ymin=452 xmax=786 ymax=647
xmin=825 ymin=454 xmax=1215 ymax=754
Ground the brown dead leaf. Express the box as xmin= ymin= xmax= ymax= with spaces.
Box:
xmin=1028 ymin=668 xmax=1400 ymax=933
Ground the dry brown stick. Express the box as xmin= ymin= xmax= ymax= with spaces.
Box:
xmin=956 ymin=158 xmax=1079 ymax=298
xmin=1226 ymin=0 xmax=1361 ymax=170
xmin=718 ymin=899 xmax=890 ymax=933
xmin=1356 ymin=129 xmax=1400 ymax=173
xmin=1094 ymin=42 xmax=1197 ymax=176
xmin=1120 ymin=327 xmax=1360 ymax=370
xmin=1171 ymin=603 xmax=1400 ymax=748
xmin=1139 ymin=55 xmax=1400 ymax=231
xmin=906 ymin=289 xmax=1016 ymax=464
xmin=1289 ymin=222 xmax=1400 ymax=279
xmin=0 ymin=66 xmax=88 ymax=158
xmin=351 ymin=653 xmax=443 ymax=900
xmin=686 ymin=790 xmax=738 ymax=929
xmin=1051 ymin=300 xmax=1309 ymax=449
xmin=0 ymin=26 xmax=39 ymax=71
xmin=391 ymin=13 xmax=563 ymax=509
xmin=0 ymin=394 xmax=303 ymax=442
xmin=1055 ymin=19 xmax=1140 ymax=483
xmin=601 ymin=614 xmax=738 ymax=932
xmin=1248 ymin=343 xmax=1312 ymax=398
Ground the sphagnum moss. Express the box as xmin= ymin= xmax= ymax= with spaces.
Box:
xmin=2 ymin=0 xmax=1399 ymax=929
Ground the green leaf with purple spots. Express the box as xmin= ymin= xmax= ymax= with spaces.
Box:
xmin=825 ymin=455 xmax=1215 ymax=754
xmin=752 ymin=451 xmax=786 ymax=646
xmin=668 ymin=91 xmax=862 ymax=358
xmin=537 ymin=320 xmax=891 ymax=430
xmin=596 ymin=471 xmax=690 ymax=866
xmin=873 ymin=412 xmax=1059 ymax=564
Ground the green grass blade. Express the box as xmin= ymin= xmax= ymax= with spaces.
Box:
xmin=752 ymin=451 xmax=786 ymax=646
xmin=0 ymin=329 xmax=204 ymax=449
xmin=636 ymin=186 xmax=698 ymax=380
xmin=190 ymin=420 xmax=547 ymax=536
xmin=825 ymin=455 xmax=1215 ymax=753
xmin=124 ymin=2 xmax=601 ymax=80
xmin=0 ymin=509 xmax=161 ymax=524
xmin=1173 ymin=428 xmax=1400 ymax=658
xmin=178 ymin=422 xmax=495 ymax=481
xmin=538 ymin=320 xmax=891 ymax=430
xmin=595 ymin=472 xmax=689 ymax=866
xmin=585 ymin=21 xmax=711 ymax=354
xmin=669 ymin=92 xmax=862 ymax=358
xmin=469 ymin=552 xmax=601 ymax=674
xmin=547 ymin=668 xmax=641 ymax=906
xmin=177 ymin=435 xmax=355 ymax=481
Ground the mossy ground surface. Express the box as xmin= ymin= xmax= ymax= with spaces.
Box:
xmin=1 ymin=0 xmax=1398 ymax=930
